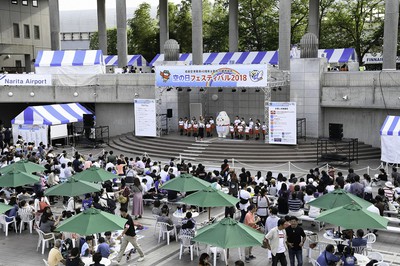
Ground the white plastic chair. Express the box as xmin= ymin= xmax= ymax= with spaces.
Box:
xmin=368 ymin=252 xmax=384 ymax=262
xmin=158 ymin=222 xmax=177 ymax=245
xmin=363 ymin=233 xmax=376 ymax=251
xmin=153 ymin=215 xmax=160 ymax=235
xmin=207 ymin=246 xmax=228 ymax=266
xmin=373 ymin=262 xmax=390 ymax=266
xmin=42 ymin=259 xmax=49 ymax=266
xmin=353 ymin=245 xmax=367 ymax=255
xmin=179 ymin=235 xmax=199 ymax=261
xmin=0 ymin=214 xmax=17 ymax=236
xmin=35 ymin=229 xmax=55 ymax=254
xmin=19 ymin=211 xmax=35 ymax=234
xmin=309 ymin=258 xmax=322 ymax=266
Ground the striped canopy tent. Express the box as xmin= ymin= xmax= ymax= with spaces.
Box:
xmin=149 ymin=48 xmax=356 ymax=66
xmin=11 ymin=103 xmax=92 ymax=147
xmin=34 ymin=50 xmax=105 ymax=75
xmin=104 ymin=55 xmax=147 ymax=67
xmin=380 ymin=116 xmax=400 ymax=163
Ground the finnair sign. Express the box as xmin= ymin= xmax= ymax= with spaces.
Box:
xmin=0 ymin=74 xmax=52 ymax=86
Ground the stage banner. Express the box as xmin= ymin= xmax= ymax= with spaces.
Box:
xmin=268 ymin=102 xmax=297 ymax=145
xmin=134 ymin=99 xmax=157 ymax=137
xmin=155 ymin=64 xmax=267 ymax=87
xmin=0 ymin=74 xmax=52 ymax=86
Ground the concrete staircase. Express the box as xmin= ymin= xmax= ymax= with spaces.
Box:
xmin=107 ymin=133 xmax=381 ymax=164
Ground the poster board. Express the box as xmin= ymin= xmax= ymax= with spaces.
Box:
xmin=268 ymin=102 xmax=297 ymax=145
xmin=134 ymin=99 xmax=157 ymax=137
xmin=50 ymin=124 xmax=68 ymax=140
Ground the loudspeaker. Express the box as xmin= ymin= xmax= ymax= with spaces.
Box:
xmin=167 ymin=109 xmax=173 ymax=118
xmin=83 ymin=114 xmax=94 ymax=128
xmin=329 ymin=123 xmax=343 ymax=140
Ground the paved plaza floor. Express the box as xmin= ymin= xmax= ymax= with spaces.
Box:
xmin=1 ymin=143 xmax=399 ymax=266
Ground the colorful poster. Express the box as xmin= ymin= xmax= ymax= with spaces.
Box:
xmin=134 ymin=99 xmax=157 ymax=137
xmin=268 ymin=102 xmax=297 ymax=145
xmin=155 ymin=64 xmax=267 ymax=87
xmin=0 ymin=74 xmax=52 ymax=86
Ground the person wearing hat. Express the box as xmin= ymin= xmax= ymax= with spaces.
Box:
xmin=383 ymin=181 xmax=395 ymax=202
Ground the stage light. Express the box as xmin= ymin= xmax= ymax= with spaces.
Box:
xmin=187 ymin=88 xmax=192 ymax=92
xmin=166 ymin=87 xmax=173 ymax=91
xmin=134 ymin=93 xmax=139 ymax=98
xmin=73 ymin=92 xmax=79 ymax=97
xmin=218 ymin=88 xmax=223 ymax=92
xmin=241 ymin=89 xmax=247 ymax=92
xmin=255 ymin=89 xmax=260 ymax=92
xmin=272 ymin=88 xmax=277 ymax=92
xmin=278 ymin=87 xmax=282 ymax=91
xmin=232 ymin=88 xmax=237 ymax=92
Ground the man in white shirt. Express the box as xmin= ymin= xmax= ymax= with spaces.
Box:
xmin=238 ymin=183 xmax=251 ymax=223
xmin=143 ymin=175 xmax=154 ymax=191
xmin=105 ymin=161 xmax=115 ymax=171
xmin=265 ymin=218 xmax=289 ymax=266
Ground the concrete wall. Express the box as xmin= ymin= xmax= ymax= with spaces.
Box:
xmin=290 ymin=58 xmax=326 ymax=138
xmin=95 ymin=103 xmax=135 ymax=137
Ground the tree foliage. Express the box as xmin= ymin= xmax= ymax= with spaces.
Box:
xmin=89 ymin=0 xmax=387 ymax=64
xmin=89 ymin=28 xmax=118 ymax=55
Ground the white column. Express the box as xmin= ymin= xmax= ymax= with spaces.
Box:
xmin=97 ymin=0 xmax=107 ymax=54
xmin=159 ymin=0 xmax=169 ymax=53
xmin=116 ymin=0 xmax=127 ymax=67
xmin=278 ymin=0 xmax=291 ymax=70
xmin=383 ymin=0 xmax=399 ymax=70
xmin=192 ymin=0 xmax=203 ymax=65
xmin=48 ymin=0 xmax=60 ymax=50
xmin=229 ymin=0 xmax=239 ymax=52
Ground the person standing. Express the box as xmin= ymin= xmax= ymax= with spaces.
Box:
xmin=285 ymin=216 xmax=306 ymax=266
xmin=131 ymin=178 xmax=144 ymax=220
xmin=113 ymin=207 xmax=145 ymax=264
xmin=264 ymin=218 xmax=289 ymax=266
xmin=244 ymin=204 xmax=260 ymax=262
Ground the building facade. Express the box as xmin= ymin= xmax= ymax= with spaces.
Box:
xmin=0 ymin=0 xmax=51 ymax=73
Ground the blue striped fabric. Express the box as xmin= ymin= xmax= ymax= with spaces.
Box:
xmin=51 ymin=51 xmax=65 ymax=67
xmin=72 ymin=50 xmax=86 ymax=66
xmin=35 ymin=50 xmax=104 ymax=67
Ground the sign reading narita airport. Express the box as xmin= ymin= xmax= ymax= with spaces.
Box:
xmin=0 ymin=74 xmax=52 ymax=86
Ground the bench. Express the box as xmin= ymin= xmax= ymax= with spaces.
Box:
xmin=386 ymin=226 xmax=400 ymax=234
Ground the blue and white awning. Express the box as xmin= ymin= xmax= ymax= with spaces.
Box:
xmin=149 ymin=48 xmax=356 ymax=66
xmin=104 ymin=55 xmax=146 ymax=66
xmin=34 ymin=50 xmax=104 ymax=67
xmin=380 ymin=116 xmax=400 ymax=136
xmin=12 ymin=103 xmax=92 ymax=126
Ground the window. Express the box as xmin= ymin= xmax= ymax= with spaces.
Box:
xmin=32 ymin=0 xmax=38 ymax=7
xmin=24 ymin=24 xmax=30 ymax=39
xmin=22 ymin=0 xmax=27 ymax=6
xmin=34 ymin=25 xmax=40 ymax=39
xmin=11 ymin=0 xmax=18 ymax=4
xmin=15 ymin=60 xmax=22 ymax=68
xmin=13 ymin=23 xmax=20 ymax=38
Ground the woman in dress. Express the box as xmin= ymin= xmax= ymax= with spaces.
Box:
xmin=131 ymin=177 xmax=143 ymax=220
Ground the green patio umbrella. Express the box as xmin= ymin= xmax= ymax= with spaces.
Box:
xmin=44 ymin=177 xmax=102 ymax=197
xmin=0 ymin=160 xmax=45 ymax=174
xmin=73 ymin=166 xmax=117 ymax=182
xmin=193 ymin=217 xmax=265 ymax=249
xmin=0 ymin=170 xmax=40 ymax=187
xmin=161 ymin=173 xmax=211 ymax=192
xmin=308 ymin=188 xmax=371 ymax=209
xmin=181 ymin=186 xmax=239 ymax=219
xmin=56 ymin=208 xmax=127 ymax=235
xmin=315 ymin=202 xmax=389 ymax=230
xmin=0 ymin=202 xmax=12 ymax=214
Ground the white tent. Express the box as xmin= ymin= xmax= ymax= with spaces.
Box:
xmin=34 ymin=50 xmax=105 ymax=86
xmin=11 ymin=103 xmax=92 ymax=147
xmin=380 ymin=116 xmax=400 ymax=163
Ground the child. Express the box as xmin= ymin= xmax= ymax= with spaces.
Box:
xmin=229 ymin=123 xmax=235 ymax=139
xmin=262 ymin=122 xmax=267 ymax=140
xmin=192 ymin=121 xmax=199 ymax=141
xmin=183 ymin=117 xmax=188 ymax=135
xmin=341 ymin=246 xmax=357 ymax=266
xmin=209 ymin=116 xmax=215 ymax=137
xmin=237 ymin=124 xmax=244 ymax=139
xmin=178 ymin=118 xmax=184 ymax=135
xmin=254 ymin=120 xmax=260 ymax=140
xmin=187 ymin=120 xmax=192 ymax=137
xmin=206 ymin=121 xmax=211 ymax=137
xmin=245 ymin=124 xmax=250 ymax=140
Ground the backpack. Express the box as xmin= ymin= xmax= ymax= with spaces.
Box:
xmin=102 ymin=196 xmax=116 ymax=214
xmin=38 ymin=199 xmax=49 ymax=213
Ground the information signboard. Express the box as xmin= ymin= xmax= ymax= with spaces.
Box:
xmin=268 ymin=102 xmax=297 ymax=145
xmin=134 ymin=99 xmax=157 ymax=137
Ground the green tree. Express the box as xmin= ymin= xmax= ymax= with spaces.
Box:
xmin=291 ymin=0 xmax=309 ymax=45
xmin=320 ymin=0 xmax=384 ymax=63
xmin=204 ymin=0 xmax=229 ymax=52
xmin=128 ymin=3 xmax=158 ymax=61
xmin=170 ymin=0 xmax=193 ymax=53
xmin=238 ymin=0 xmax=279 ymax=51
xmin=89 ymin=28 xmax=118 ymax=55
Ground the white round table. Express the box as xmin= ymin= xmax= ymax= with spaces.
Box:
xmin=323 ymin=232 xmax=345 ymax=245
xmin=173 ymin=211 xmax=200 ymax=219
xmin=81 ymin=257 xmax=111 ymax=266
xmin=354 ymin=253 xmax=370 ymax=266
